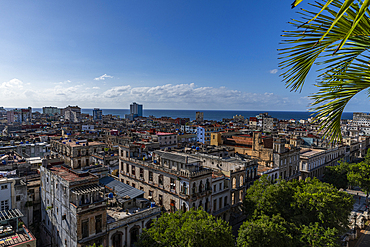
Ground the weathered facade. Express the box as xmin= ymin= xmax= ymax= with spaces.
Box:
xmin=50 ymin=139 xmax=106 ymax=169
xmin=119 ymin=145 xmax=213 ymax=213
xmin=40 ymin=163 xmax=107 ymax=247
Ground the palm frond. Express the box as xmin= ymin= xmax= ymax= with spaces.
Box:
xmin=291 ymin=0 xmax=370 ymax=53
xmin=310 ymin=59 xmax=370 ymax=142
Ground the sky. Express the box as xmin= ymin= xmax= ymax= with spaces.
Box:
xmin=0 ymin=0 xmax=369 ymax=111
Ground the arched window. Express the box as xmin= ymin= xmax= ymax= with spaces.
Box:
xmin=192 ymin=183 xmax=196 ymax=194
xmin=199 ymin=181 xmax=203 ymax=193
xmin=183 ymin=182 xmax=187 ymax=194
xmin=205 ymin=179 xmax=210 ymax=190
xmin=111 ymin=231 xmax=123 ymax=247
xmin=130 ymin=226 xmax=141 ymax=245
xmin=240 ymin=175 xmax=244 ymax=186
xmin=232 ymin=177 xmax=237 ymax=189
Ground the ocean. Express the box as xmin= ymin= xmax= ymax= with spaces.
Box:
xmin=32 ymin=108 xmax=354 ymax=121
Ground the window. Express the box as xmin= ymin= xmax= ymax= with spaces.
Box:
xmin=1 ymin=200 xmax=9 ymax=210
xmin=219 ymin=183 xmax=222 ymax=191
xmin=126 ymin=163 xmax=129 ymax=173
xmin=132 ymin=183 xmax=136 ymax=188
xmin=149 ymin=171 xmax=153 ymax=182
xmin=1 ymin=185 xmax=8 ymax=190
xmin=126 ymin=181 xmax=130 ymax=186
xmin=16 ymin=195 xmax=21 ymax=201
xmin=159 ymin=175 xmax=163 ymax=186
xmin=140 ymin=186 xmax=144 ymax=191
xmin=149 ymin=190 xmax=153 ymax=197
xmin=224 ymin=196 xmax=228 ymax=206
xmin=140 ymin=168 xmax=144 ymax=178
xmin=131 ymin=165 xmax=136 ymax=175
xmin=213 ymin=199 xmax=217 ymax=211
xmin=170 ymin=178 xmax=176 ymax=191
xmin=95 ymin=215 xmax=102 ymax=233
xmin=82 ymin=220 xmax=89 ymax=238
xmin=219 ymin=197 xmax=222 ymax=209
xmin=159 ymin=195 xmax=163 ymax=206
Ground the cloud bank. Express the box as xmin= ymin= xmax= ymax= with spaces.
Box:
xmin=0 ymin=79 xmax=310 ymax=110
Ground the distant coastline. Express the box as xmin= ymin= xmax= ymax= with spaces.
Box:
xmin=30 ymin=108 xmax=354 ymax=121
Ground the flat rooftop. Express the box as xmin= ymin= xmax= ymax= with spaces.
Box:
xmin=154 ymin=151 xmax=199 ymax=164
xmin=57 ymin=140 xmax=105 ymax=147
xmin=49 ymin=166 xmax=97 ymax=182
xmin=300 ymin=148 xmax=325 ymax=157
xmin=106 ymin=204 xmax=158 ymax=224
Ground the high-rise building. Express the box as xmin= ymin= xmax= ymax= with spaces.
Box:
xmin=130 ymin=102 xmax=143 ymax=117
xmin=64 ymin=105 xmax=81 ymax=122
xmin=43 ymin=106 xmax=60 ymax=116
xmin=196 ymin=112 xmax=204 ymax=123
xmin=93 ymin=108 xmax=102 ymax=120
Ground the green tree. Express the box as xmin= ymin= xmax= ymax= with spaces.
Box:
xmin=241 ymin=176 xmax=354 ymax=246
xmin=137 ymin=208 xmax=234 ymax=247
xmin=347 ymin=149 xmax=370 ymax=202
xmin=237 ymin=214 xmax=296 ymax=247
xmin=299 ymin=223 xmax=339 ymax=247
xmin=323 ymin=162 xmax=349 ymax=189
xmin=280 ymin=0 xmax=370 ymax=142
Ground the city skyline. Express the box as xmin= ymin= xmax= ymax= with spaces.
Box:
xmin=1 ymin=1 xmax=369 ymax=111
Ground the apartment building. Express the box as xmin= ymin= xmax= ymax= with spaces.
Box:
xmin=197 ymin=125 xmax=221 ymax=144
xmin=151 ymin=132 xmax=178 ymax=150
xmin=118 ymin=145 xmax=213 ymax=213
xmin=50 ymin=139 xmax=106 ymax=169
xmin=0 ymin=176 xmax=28 ymax=225
xmin=40 ymin=163 xmax=107 ymax=247
xmin=64 ymin=106 xmax=81 ymax=123
xmin=299 ymin=145 xmax=346 ymax=180
xmin=190 ymin=152 xmax=258 ymax=222
xmin=100 ymin=176 xmax=161 ymax=247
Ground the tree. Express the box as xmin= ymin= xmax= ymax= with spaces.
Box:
xmin=137 ymin=208 xmax=234 ymax=247
xmin=237 ymin=214 xmax=296 ymax=247
xmin=323 ymin=161 xmax=349 ymax=189
xmin=241 ymin=176 xmax=354 ymax=246
xmin=347 ymin=149 xmax=370 ymax=202
xmin=299 ymin=223 xmax=339 ymax=247
xmin=280 ymin=0 xmax=370 ymax=142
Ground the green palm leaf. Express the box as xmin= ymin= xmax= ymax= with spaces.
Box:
xmin=280 ymin=0 xmax=370 ymax=142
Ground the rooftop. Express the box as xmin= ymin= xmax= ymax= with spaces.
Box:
xmin=300 ymin=148 xmax=325 ymax=157
xmin=154 ymin=151 xmax=199 ymax=164
xmin=57 ymin=139 xmax=105 ymax=147
xmin=100 ymin=176 xmax=144 ymax=201
xmin=49 ymin=166 xmax=97 ymax=183
xmin=106 ymin=203 xmax=155 ymax=224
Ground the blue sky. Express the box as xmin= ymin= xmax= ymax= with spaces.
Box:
xmin=0 ymin=0 xmax=368 ymax=111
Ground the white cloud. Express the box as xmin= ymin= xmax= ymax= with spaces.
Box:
xmin=0 ymin=78 xmax=24 ymax=89
xmin=0 ymin=80 xmax=304 ymax=110
xmin=94 ymin=74 xmax=113 ymax=81
xmin=269 ymin=69 xmax=278 ymax=74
